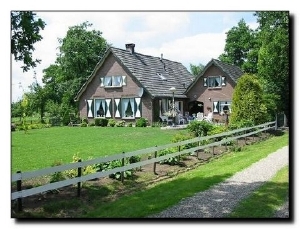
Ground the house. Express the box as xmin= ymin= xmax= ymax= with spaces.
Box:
xmin=75 ymin=44 xmax=243 ymax=125
xmin=74 ymin=43 xmax=194 ymax=124
xmin=185 ymin=58 xmax=243 ymax=122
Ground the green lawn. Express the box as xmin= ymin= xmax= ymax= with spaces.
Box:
xmin=11 ymin=126 xmax=187 ymax=173
xmin=83 ymin=131 xmax=289 ymax=218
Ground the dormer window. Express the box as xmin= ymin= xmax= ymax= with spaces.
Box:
xmin=204 ymin=76 xmax=226 ymax=88
xmin=100 ymin=76 xmax=127 ymax=88
xmin=157 ymin=73 xmax=167 ymax=81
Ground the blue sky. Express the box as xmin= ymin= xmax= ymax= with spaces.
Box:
xmin=11 ymin=11 xmax=258 ymax=102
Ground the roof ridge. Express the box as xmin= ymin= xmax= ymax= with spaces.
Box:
xmin=111 ymin=46 xmax=182 ymax=65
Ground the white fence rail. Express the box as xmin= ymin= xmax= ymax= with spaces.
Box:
xmin=11 ymin=121 xmax=276 ymax=207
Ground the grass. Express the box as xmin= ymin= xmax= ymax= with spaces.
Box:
xmin=227 ymin=165 xmax=289 ymax=218
xmin=81 ymin=131 xmax=288 ymax=218
xmin=11 ymin=127 xmax=187 ymax=173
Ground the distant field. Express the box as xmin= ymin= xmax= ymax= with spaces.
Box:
xmin=11 ymin=126 xmax=187 ymax=173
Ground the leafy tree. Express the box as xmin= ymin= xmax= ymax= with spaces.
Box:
xmin=189 ymin=63 xmax=204 ymax=76
xmin=11 ymin=11 xmax=46 ymax=72
xmin=219 ymin=19 xmax=256 ymax=73
xmin=42 ymin=21 xmax=110 ymax=111
xmin=230 ymin=74 xmax=268 ymax=125
xmin=28 ymin=73 xmax=47 ymax=122
xmin=256 ymin=11 xmax=289 ymax=125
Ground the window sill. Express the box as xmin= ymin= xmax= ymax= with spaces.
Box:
xmin=103 ymin=86 xmax=123 ymax=89
xmin=122 ymin=117 xmax=135 ymax=120
xmin=208 ymin=87 xmax=222 ymax=90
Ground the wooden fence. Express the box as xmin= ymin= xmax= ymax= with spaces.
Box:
xmin=11 ymin=121 xmax=276 ymax=211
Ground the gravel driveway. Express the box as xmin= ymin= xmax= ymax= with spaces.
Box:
xmin=148 ymin=146 xmax=289 ymax=218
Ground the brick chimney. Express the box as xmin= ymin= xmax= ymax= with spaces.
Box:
xmin=125 ymin=43 xmax=135 ymax=54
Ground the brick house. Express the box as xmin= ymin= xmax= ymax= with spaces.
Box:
xmin=74 ymin=43 xmax=194 ymax=124
xmin=186 ymin=58 xmax=243 ymax=122
xmin=75 ymin=44 xmax=243 ymax=125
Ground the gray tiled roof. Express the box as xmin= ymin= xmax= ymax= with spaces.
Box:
xmin=111 ymin=47 xmax=194 ymax=98
xmin=210 ymin=58 xmax=243 ymax=82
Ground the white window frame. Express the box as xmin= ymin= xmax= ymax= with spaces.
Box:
xmin=101 ymin=76 xmax=124 ymax=88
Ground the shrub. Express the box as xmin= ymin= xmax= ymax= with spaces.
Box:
xmin=230 ymin=74 xmax=268 ymax=125
xmin=108 ymin=119 xmax=116 ymax=127
xmin=50 ymin=160 xmax=65 ymax=183
xmin=96 ymin=159 xmax=134 ymax=180
xmin=228 ymin=119 xmax=254 ymax=130
xmin=81 ymin=117 xmax=88 ymax=124
xmin=187 ymin=120 xmax=214 ymax=137
xmin=116 ymin=120 xmax=126 ymax=127
xmin=158 ymin=148 xmax=180 ymax=165
xmin=64 ymin=153 xmax=97 ymax=180
xmin=171 ymin=132 xmax=196 ymax=150
xmin=95 ymin=118 xmax=108 ymax=127
xmin=136 ymin=117 xmax=147 ymax=127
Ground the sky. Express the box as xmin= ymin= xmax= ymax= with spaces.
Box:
xmin=11 ymin=11 xmax=259 ymax=102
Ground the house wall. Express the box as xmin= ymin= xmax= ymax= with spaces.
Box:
xmin=78 ymin=53 xmax=153 ymax=123
xmin=186 ymin=64 xmax=235 ymax=122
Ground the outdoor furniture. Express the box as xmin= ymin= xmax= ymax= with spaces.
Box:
xmin=196 ymin=112 xmax=204 ymax=121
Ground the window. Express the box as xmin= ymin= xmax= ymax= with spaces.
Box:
xmin=94 ymin=98 xmax=112 ymax=118
xmin=212 ymin=100 xmax=231 ymax=114
xmin=100 ymin=76 xmax=126 ymax=87
xmin=208 ymin=76 xmax=221 ymax=88
xmin=120 ymin=98 xmax=141 ymax=119
xmin=204 ymin=76 xmax=226 ymax=88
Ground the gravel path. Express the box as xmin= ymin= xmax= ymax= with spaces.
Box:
xmin=149 ymin=146 xmax=289 ymax=218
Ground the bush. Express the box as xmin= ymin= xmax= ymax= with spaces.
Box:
xmin=158 ymin=148 xmax=180 ymax=165
xmin=187 ymin=120 xmax=214 ymax=137
xmin=95 ymin=118 xmax=108 ymax=127
xmin=228 ymin=119 xmax=254 ymax=130
xmin=116 ymin=120 xmax=126 ymax=127
xmin=81 ymin=117 xmax=88 ymax=124
xmin=108 ymin=119 xmax=116 ymax=127
xmin=136 ymin=117 xmax=147 ymax=127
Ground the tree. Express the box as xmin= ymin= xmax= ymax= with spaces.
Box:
xmin=42 ymin=21 xmax=110 ymax=111
xmin=189 ymin=63 xmax=204 ymax=76
xmin=219 ymin=19 xmax=257 ymax=74
xmin=11 ymin=11 xmax=46 ymax=72
xmin=256 ymin=11 xmax=289 ymax=126
xmin=230 ymin=74 xmax=268 ymax=125
xmin=28 ymin=72 xmax=47 ymax=121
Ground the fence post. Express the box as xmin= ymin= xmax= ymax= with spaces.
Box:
xmin=16 ymin=171 xmax=22 ymax=212
xmin=275 ymin=114 xmax=278 ymax=130
xmin=121 ymin=152 xmax=125 ymax=183
xmin=77 ymin=159 xmax=82 ymax=197
xmin=153 ymin=146 xmax=158 ymax=175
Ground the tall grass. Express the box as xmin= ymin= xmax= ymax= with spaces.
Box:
xmin=11 ymin=127 xmax=187 ymax=172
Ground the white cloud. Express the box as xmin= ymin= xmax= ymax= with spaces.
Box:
xmin=139 ymin=32 xmax=226 ymax=68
